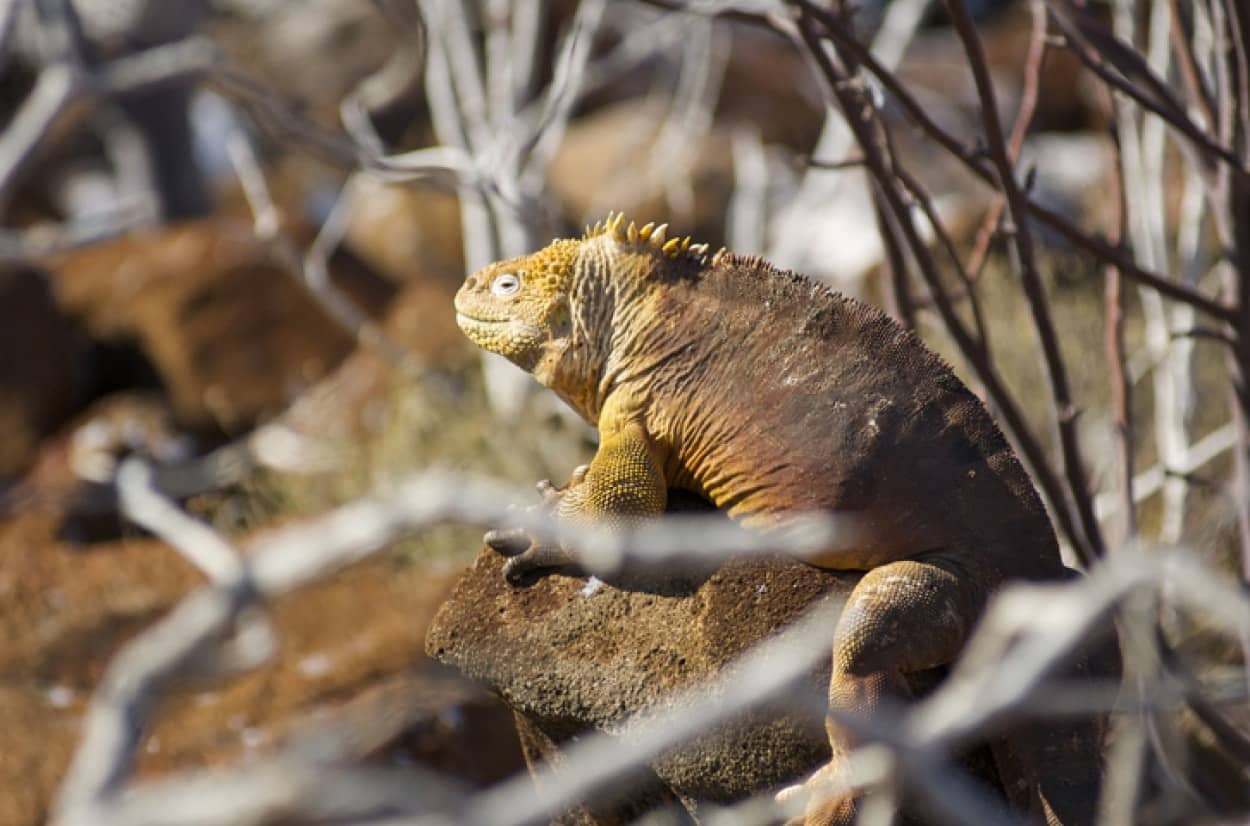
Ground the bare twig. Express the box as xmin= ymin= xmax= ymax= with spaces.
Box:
xmin=1047 ymin=0 xmax=1242 ymax=171
xmin=1093 ymin=423 xmax=1238 ymax=521
xmin=31 ymin=0 xmax=90 ymax=67
xmin=766 ymin=0 xmax=930 ymax=277
xmin=943 ymin=0 xmax=1104 ymax=562
xmin=0 ymin=64 xmax=80 ymax=210
xmin=512 ymin=0 xmax=608 ymax=189
xmin=0 ymin=200 xmax=150 ymax=261
xmin=648 ymin=13 xmax=728 ymax=219
xmin=894 ymin=159 xmax=992 ymax=356
xmin=224 ymin=125 xmax=408 ymax=366
xmin=1167 ymin=0 xmax=1217 ymax=133
xmin=783 ymin=5 xmax=1238 ymax=322
xmin=65 ymin=760 xmax=455 ymax=826
xmin=963 ymin=0 xmax=1048 ymax=283
xmin=788 ymin=0 xmax=1088 ymax=559
xmin=116 ymin=461 xmax=243 ymax=584
xmin=1103 ymin=130 xmax=1135 ymax=541
xmin=874 ymin=191 xmax=917 ymax=330
xmin=0 ymin=0 xmax=22 ymax=60
xmin=1113 ymin=0 xmax=1199 ymax=546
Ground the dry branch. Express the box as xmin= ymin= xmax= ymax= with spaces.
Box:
xmin=942 ymin=0 xmax=1104 ymax=561
xmin=788 ymin=0 xmax=1090 ymax=562
xmin=54 ymin=453 xmax=1250 ymax=826
xmin=786 ymin=1 xmax=1238 ymax=322
xmin=8 ymin=3 xmax=1248 ymax=825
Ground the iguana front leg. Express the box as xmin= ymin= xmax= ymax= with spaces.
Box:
xmin=486 ymin=419 xmax=668 ymax=584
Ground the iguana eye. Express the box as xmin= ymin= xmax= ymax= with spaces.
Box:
xmin=491 ymin=273 xmax=521 ymax=297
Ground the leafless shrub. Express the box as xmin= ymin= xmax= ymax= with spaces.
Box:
xmin=1 ymin=0 xmax=1247 ymax=824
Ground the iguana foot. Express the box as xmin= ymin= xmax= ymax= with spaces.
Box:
xmin=484 ymin=477 xmax=583 ymax=585
xmin=776 ymin=761 xmax=856 ymax=826
xmin=484 ymin=525 xmax=577 ymax=584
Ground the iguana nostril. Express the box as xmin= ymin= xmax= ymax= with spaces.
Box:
xmin=465 ymin=275 xmax=478 ymax=289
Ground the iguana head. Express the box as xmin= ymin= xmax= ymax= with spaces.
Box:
xmin=454 ymin=212 xmax=717 ymax=420
xmin=454 ymin=238 xmax=580 ymax=371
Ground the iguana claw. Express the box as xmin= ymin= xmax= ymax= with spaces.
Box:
xmin=485 ymin=527 xmax=574 ymax=584
xmin=501 ymin=541 xmax=577 ymax=585
xmin=774 ymin=761 xmax=855 ymax=826
xmin=485 ymin=489 xmax=578 ymax=584
xmin=483 ymin=527 xmax=531 ymax=555
xmin=536 ymin=478 xmax=563 ymax=504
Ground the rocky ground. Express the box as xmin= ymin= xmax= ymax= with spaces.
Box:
xmin=0 ymin=194 xmax=527 ymax=825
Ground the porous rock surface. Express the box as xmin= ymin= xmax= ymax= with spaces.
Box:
xmin=426 ymin=545 xmax=866 ymax=805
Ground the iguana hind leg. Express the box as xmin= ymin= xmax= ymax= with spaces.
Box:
xmin=799 ymin=556 xmax=990 ymax=826
xmin=800 ymin=558 xmax=1111 ymax=826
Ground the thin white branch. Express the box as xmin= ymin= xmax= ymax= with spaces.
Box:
xmin=0 ymin=0 xmax=21 ymax=59
xmin=649 ymin=15 xmax=729 ymax=218
xmin=514 ymin=0 xmax=608 ymax=189
xmin=0 ymin=62 xmax=79 ymax=209
xmin=225 ymin=126 xmax=281 ymax=241
xmin=116 ymin=460 xmax=243 ymax=584
xmin=507 ymin=0 xmax=543 ymax=114
xmin=484 ymin=0 xmax=515 ymax=127
xmin=0 ymin=199 xmax=149 ymax=261
xmin=728 ymin=125 xmax=769 ymax=253
xmin=1095 ymin=423 xmax=1237 ymax=521
xmin=64 ymin=758 xmax=457 ymax=826
xmin=224 ymin=122 xmax=408 ymax=365
xmin=766 ymin=0 xmax=930 ymax=277
xmin=55 ymin=579 xmax=253 ymax=820
xmin=96 ymin=36 xmax=219 ymax=96
xmin=1115 ymin=0 xmax=1196 ymax=545
xmin=429 ymin=0 xmax=492 ymax=153
xmin=417 ymin=1 xmax=497 ymax=275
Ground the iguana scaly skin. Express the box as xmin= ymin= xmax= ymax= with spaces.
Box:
xmin=454 ymin=213 xmax=1105 ymax=825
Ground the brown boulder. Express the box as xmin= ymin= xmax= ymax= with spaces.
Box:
xmin=343 ymin=180 xmax=465 ymax=289
xmin=428 ymin=541 xmax=1119 ymax=824
xmin=426 ymin=545 xmax=864 ymax=811
xmin=44 ymin=219 xmax=367 ymax=433
xmin=0 ymin=266 xmax=86 ymax=480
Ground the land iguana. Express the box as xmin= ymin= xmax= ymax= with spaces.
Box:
xmin=453 ymin=212 xmax=1108 ymax=825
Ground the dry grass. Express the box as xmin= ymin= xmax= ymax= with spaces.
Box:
xmin=199 ymin=359 xmax=596 ymax=564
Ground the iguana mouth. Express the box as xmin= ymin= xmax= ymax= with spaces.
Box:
xmin=455 ymin=312 xmax=543 ymax=347
xmin=455 ymin=311 xmax=507 ymax=326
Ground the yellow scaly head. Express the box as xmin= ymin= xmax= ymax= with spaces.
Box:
xmin=455 ymin=213 xmax=720 ymax=420
xmin=454 ymin=237 xmax=581 ymax=376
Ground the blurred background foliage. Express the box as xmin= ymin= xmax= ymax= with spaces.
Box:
xmin=1 ymin=0 xmax=1248 ymax=823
